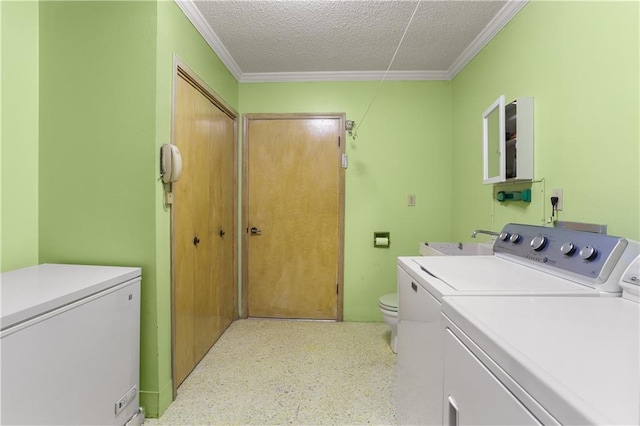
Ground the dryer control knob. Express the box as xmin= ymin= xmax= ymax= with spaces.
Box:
xmin=509 ymin=233 xmax=521 ymax=243
xmin=560 ymin=242 xmax=576 ymax=256
xmin=579 ymin=245 xmax=597 ymax=261
xmin=530 ymin=236 xmax=548 ymax=251
xmin=499 ymin=232 xmax=510 ymax=241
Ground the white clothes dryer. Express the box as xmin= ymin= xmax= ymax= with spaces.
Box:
xmin=440 ymin=256 xmax=640 ymax=425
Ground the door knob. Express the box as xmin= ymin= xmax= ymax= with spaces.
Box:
xmin=193 ymin=236 xmax=200 ymax=246
xmin=250 ymin=227 xmax=262 ymax=235
xmin=219 ymin=229 xmax=225 ymax=237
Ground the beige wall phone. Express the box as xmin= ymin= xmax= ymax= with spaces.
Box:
xmin=160 ymin=143 xmax=182 ymax=184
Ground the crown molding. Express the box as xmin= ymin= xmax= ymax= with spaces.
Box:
xmin=174 ymin=0 xmax=243 ymax=82
xmin=239 ymin=70 xmax=449 ymax=83
xmin=176 ymin=0 xmax=528 ymax=83
xmin=447 ymin=0 xmax=529 ymax=80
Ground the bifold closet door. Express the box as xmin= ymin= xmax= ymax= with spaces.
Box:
xmin=173 ymin=75 xmax=197 ymax=387
xmin=209 ymin=103 xmax=236 ymax=336
xmin=173 ymin=73 xmax=236 ymax=388
xmin=192 ymin=87 xmax=216 ymax=363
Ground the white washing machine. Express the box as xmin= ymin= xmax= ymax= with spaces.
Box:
xmin=441 ymin=256 xmax=640 ymax=425
xmin=397 ymin=223 xmax=639 ymax=425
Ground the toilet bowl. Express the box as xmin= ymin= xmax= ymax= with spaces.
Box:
xmin=378 ymin=293 xmax=398 ymax=353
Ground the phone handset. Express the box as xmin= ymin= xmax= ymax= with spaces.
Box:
xmin=160 ymin=144 xmax=182 ymax=184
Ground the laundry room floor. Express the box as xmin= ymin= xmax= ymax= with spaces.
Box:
xmin=146 ymin=319 xmax=397 ymax=425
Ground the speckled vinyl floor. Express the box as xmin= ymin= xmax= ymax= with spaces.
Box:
xmin=146 ymin=319 xmax=396 ymax=425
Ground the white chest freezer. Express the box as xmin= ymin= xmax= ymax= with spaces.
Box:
xmin=1 ymin=264 xmax=143 ymax=425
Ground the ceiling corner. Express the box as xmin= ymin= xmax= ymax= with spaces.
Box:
xmin=447 ymin=0 xmax=529 ymax=80
xmin=175 ymin=0 xmax=528 ymax=84
xmin=174 ymin=0 xmax=244 ymax=82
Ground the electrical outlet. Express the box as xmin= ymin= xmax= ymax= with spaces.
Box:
xmin=552 ymin=188 xmax=563 ymax=211
xmin=407 ymin=194 xmax=416 ymax=207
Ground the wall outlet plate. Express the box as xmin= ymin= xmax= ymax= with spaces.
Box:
xmin=552 ymin=188 xmax=563 ymax=211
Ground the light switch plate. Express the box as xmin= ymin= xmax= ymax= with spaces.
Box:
xmin=407 ymin=194 xmax=416 ymax=207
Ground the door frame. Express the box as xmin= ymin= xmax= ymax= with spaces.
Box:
xmin=241 ymin=113 xmax=346 ymax=321
xmin=170 ymin=56 xmax=239 ymax=397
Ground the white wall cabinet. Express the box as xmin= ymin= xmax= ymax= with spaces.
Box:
xmin=483 ymin=96 xmax=534 ymax=184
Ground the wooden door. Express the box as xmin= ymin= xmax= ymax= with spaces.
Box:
xmin=172 ymin=66 xmax=237 ymax=390
xmin=192 ymin=87 xmax=216 ymax=362
xmin=173 ymin=75 xmax=197 ymax=386
xmin=209 ymin=99 xmax=236 ymax=343
xmin=243 ymin=115 xmax=345 ymax=320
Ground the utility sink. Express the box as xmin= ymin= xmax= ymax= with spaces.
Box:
xmin=419 ymin=241 xmax=494 ymax=256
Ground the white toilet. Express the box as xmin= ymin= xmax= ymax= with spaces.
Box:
xmin=378 ymin=293 xmax=398 ymax=353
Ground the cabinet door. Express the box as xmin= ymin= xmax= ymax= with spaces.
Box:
xmin=482 ymin=95 xmax=506 ymax=184
xmin=483 ymin=96 xmax=534 ymax=184
xmin=443 ymin=328 xmax=541 ymax=426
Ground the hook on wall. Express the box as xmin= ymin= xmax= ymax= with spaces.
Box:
xmin=346 ymin=120 xmax=356 ymax=139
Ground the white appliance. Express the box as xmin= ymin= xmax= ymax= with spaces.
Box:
xmin=397 ymin=223 xmax=639 ymax=425
xmin=441 ymin=256 xmax=640 ymax=425
xmin=1 ymin=264 xmax=144 ymax=425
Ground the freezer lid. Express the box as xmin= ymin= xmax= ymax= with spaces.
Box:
xmin=1 ymin=264 xmax=141 ymax=330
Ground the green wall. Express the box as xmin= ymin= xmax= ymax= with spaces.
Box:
xmin=38 ymin=0 xmax=160 ymax=414
xmin=240 ymin=81 xmax=452 ymax=321
xmin=1 ymin=1 xmax=39 ymax=271
xmin=37 ymin=0 xmax=239 ymax=417
xmin=451 ymin=0 xmax=640 ymax=241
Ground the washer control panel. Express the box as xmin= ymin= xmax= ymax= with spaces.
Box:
xmin=493 ymin=223 xmax=628 ymax=284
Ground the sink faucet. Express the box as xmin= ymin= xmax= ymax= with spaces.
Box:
xmin=471 ymin=229 xmax=500 ymax=238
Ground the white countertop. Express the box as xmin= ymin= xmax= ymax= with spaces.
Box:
xmin=1 ymin=264 xmax=141 ymax=330
xmin=443 ymin=296 xmax=640 ymax=425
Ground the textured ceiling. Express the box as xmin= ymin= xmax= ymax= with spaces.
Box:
xmin=182 ymin=0 xmax=525 ymax=81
